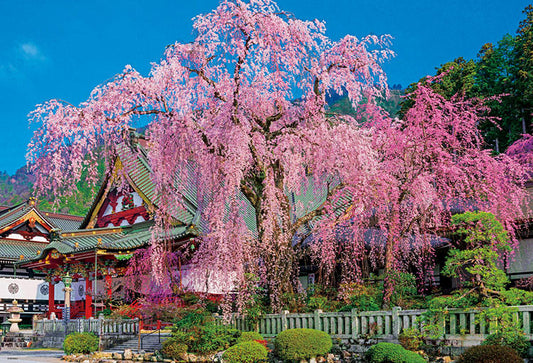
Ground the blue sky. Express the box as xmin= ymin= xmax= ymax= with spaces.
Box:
xmin=0 ymin=0 xmax=529 ymax=174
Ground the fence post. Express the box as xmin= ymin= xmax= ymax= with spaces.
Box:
xmin=98 ymin=314 xmax=105 ymax=336
xmin=281 ymin=310 xmax=289 ymax=331
xmin=523 ymin=311 xmax=530 ymax=335
xmin=314 ymin=309 xmax=322 ymax=331
xmin=392 ymin=307 xmax=401 ymax=338
xmin=351 ymin=309 xmax=358 ymax=339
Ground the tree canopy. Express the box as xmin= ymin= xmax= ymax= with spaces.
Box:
xmin=27 ymin=0 xmax=531 ymax=309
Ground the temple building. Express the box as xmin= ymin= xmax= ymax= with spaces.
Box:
xmin=0 ymin=199 xmax=84 ymax=322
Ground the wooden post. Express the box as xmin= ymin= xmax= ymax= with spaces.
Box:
xmin=523 ymin=311 xmax=530 ymax=335
xmin=85 ymin=278 xmax=93 ymax=319
xmin=48 ymin=282 xmax=55 ymax=318
xmin=105 ymin=275 xmax=113 ymax=298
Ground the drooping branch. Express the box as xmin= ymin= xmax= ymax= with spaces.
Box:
xmin=290 ymin=182 xmax=345 ymax=237
xmin=185 ymin=66 xmax=227 ymax=102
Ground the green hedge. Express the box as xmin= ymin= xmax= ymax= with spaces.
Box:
xmin=365 ymin=342 xmax=425 ymax=363
xmin=223 ymin=341 xmax=268 ymax=363
xmin=457 ymin=345 xmax=522 ymax=363
xmin=63 ymin=332 xmax=99 ymax=355
xmin=236 ymin=331 xmax=264 ymax=344
xmin=274 ymin=328 xmax=332 ymax=360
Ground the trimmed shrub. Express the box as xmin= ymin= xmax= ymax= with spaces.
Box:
xmin=161 ymin=337 xmax=187 ymax=361
xmin=223 ymin=341 xmax=268 ymax=363
xmin=457 ymin=344 xmax=522 ymax=363
xmin=365 ymin=342 xmax=425 ymax=363
xmin=483 ymin=331 xmax=531 ymax=357
xmin=398 ymin=327 xmax=423 ymax=351
xmin=63 ymin=332 xmax=99 ymax=355
xmin=236 ymin=331 xmax=264 ymax=344
xmin=274 ymin=328 xmax=332 ymax=360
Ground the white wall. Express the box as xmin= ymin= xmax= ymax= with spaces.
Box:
xmin=0 ymin=277 xmax=48 ymax=301
xmin=508 ymin=237 xmax=533 ymax=280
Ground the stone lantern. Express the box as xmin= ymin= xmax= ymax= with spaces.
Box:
xmin=62 ymin=272 xmax=73 ymax=322
xmin=7 ymin=300 xmax=23 ymax=333
xmin=63 ymin=272 xmax=73 ymax=309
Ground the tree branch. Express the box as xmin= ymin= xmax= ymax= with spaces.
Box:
xmin=290 ymin=182 xmax=345 ymax=237
xmin=185 ymin=66 xmax=226 ymax=102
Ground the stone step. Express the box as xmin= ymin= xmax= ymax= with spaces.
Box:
xmin=107 ymin=334 xmax=170 ymax=352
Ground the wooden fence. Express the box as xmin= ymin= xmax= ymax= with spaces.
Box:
xmin=223 ymin=305 xmax=533 ymax=342
xmin=34 ymin=315 xmax=139 ymax=337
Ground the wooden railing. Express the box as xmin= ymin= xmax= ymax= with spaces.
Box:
xmin=34 ymin=316 xmax=139 ymax=337
xmin=222 ymin=305 xmax=533 ymax=342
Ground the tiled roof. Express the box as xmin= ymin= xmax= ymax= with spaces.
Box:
xmin=22 ymin=222 xmax=195 ymax=263
xmin=115 ymin=142 xmax=197 ymax=225
xmin=0 ymin=202 xmax=32 ymax=230
xmin=43 ymin=212 xmax=84 ymax=231
xmin=0 ymin=239 xmax=44 ymax=263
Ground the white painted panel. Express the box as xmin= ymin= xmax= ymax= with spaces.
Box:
xmin=103 ymin=204 xmax=114 ymax=216
xmin=508 ymin=237 xmax=533 ymax=279
xmin=116 ymin=196 xmax=124 ymax=212
xmin=132 ymin=192 xmax=142 ymax=207
xmin=133 ymin=215 xmax=145 ymax=224
xmin=180 ymin=265 xmax=235 ymax=294
xmin=0 ymin=277 xmax=48 ymax=300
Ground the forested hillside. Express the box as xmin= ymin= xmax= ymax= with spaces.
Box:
xmin=401 ymin=4 xmax=533 ymax=152
xmin=0 ymin=162 xmax=102 ymax=216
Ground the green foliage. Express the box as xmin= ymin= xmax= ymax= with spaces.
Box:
xmin=338 ymin=282 xmax=382 ymax=312
xmin=457 ymin=344 xmax=522 ymax=363
xmin=161 ymin=338 xmax=187 ymax=361
xmin=171 ymin=324 xmax=239 ymax=354
xmin=280 ymin=292 xmax=307 ymax=313
xmin=385 ymin=271 xmax=418 ymax=308
xmin=274 ymin=328 xmax=332 ymax=360
xmin=500 ymin=288 xmax=533 ymax=306
xmin=236 ymin=273 xmax=269 ymax=323
xmin=63 ymin=332 xmax=99 ymax=355
xmin=398 ymin=327 xmax=423 ymax=351
xmin=421 ymin=292 xmax=480 ymax=339
xmin=443 ymin=212 xmax=511 ymax=297
xmin=170 ymin=309 xmax=239 ymax=354
xmin=365 ymin=342 xmax=425 ymax=363
xmin=236 ymin=331 xmax=264 ymax=344
xmin=173 ymin=309 xmax=212 ymax=331
xmin=223 ymin=341 xmax=268 ymax=363
xmin=483 ymin=331 xmax=531 ymax=358
xmin=329 ymin=90 xmax=403 ymax=119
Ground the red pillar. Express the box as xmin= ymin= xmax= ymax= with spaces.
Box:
xmin=85 ymin=278 xmax=93 ymax=318
xmin=48 ymin=281 xmax=55 ymax=318
xmin=105 ymin=275 xmax=112 ymax=298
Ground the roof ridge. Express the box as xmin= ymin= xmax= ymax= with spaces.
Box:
xmin=41 ymin=211 xmax=85 ymax=221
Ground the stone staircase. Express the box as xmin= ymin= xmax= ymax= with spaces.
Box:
xmin=107 ymin=333 xmax=171 ymax=352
